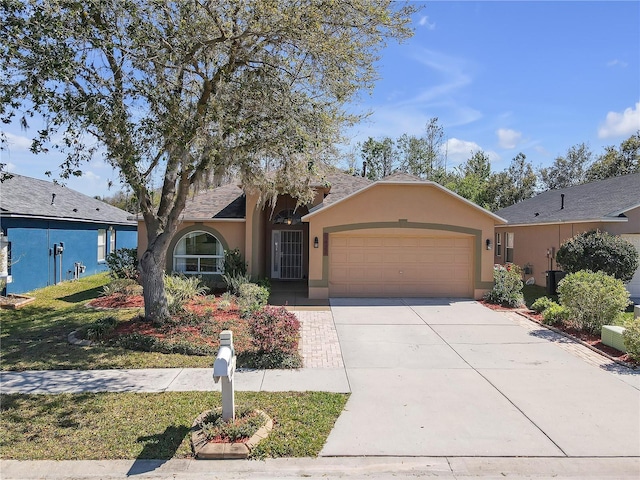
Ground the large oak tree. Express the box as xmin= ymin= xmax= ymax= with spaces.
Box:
xmin=1 ymin=0 xmax=415 ymax=322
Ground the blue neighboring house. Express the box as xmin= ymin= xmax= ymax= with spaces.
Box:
xmin=0 ymin=174 xmax=137 ymax=294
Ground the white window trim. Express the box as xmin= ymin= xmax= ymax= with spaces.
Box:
xmin=98 ymin=229 xmax=107 ymax=262
xmin=173 ymin=231 xmax=224 ymax=275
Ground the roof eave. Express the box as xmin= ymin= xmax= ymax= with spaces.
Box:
xmin=0 ymin=213 xmax=136 ymax=226
xmin=302 ymin=180 xmax=507 ymax=224
xmin=496 ymin=217 xmax=629 ymax=228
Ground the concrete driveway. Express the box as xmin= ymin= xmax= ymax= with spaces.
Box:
xmin=321 ymin=298 xmax=640 ymax=458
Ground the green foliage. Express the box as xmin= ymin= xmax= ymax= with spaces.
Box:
xmin=539 ymin=143 xmax=592 ymax=190
xmin=484 ymin=264 xmax=525 ymax=308
xmin=249 ymin=306 xmax=300 ymax=356
xmin=557 ymin=271 xmax=631 ymax=334
xmin=77 ymin=316 xmax=118 ymax=341
xmin=199 ymin=407 xmax=267 ymax=442
xmin=556 ymin=230 xmax=639 ymax=283
xmin=531 ymin=296 xmax=555 ymax=314
xmin=1 ymin=0 xmax=417 ymax=324
xmin=542 ymin=302 xmax=569 ymax=326
xmin=163 ymin=274 xmax=208 ymax=315
xmin=101 ymin=279 xmax=141 ymax=297
xmin=237 ymin=283 xmax=270 ymax=316
xmin=112 ymin=333 xmax=216 ymax=356
xmin=585 ymin=132 xmax=640 ymax=182
xmin=105 ymin=248 xmax=138 ymax=280
xmin=222 ymin=271 xmax=253 ymax=296
xmin=622 ymin=318 xmax=640 ymax=361
xmin=223 ymin=248 xmax=247 ymax=277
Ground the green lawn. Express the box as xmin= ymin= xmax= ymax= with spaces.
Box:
xmin=1 ymin=274 xmax=211 ymax=371
xmin=0 ymin=391 xmax=349 ymax=460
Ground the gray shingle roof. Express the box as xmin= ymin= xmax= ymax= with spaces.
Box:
xmin=496 ymin=173 xmax=640 ymax=225
xmin=0 ymin=174 xmax=136 ymax=225
xmin=379 ymin=172 xmax=426 ymax=182
xmin=317 ymin=172 xmax=372 ymax=208
xmin=181 ymin=183 xmax=246 ymax=219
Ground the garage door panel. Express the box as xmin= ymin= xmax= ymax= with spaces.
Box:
xmin=329 ymin=233 xmax=473 ymax=298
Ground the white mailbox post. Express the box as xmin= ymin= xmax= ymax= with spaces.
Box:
xmin=213 ymin=330 xmax=236 ymax=422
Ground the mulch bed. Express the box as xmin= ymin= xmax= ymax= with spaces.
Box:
xmin=86 ymin=293 xmax=253 ymax=353
xmin=480 ymin=300 xmax=637 ymax=367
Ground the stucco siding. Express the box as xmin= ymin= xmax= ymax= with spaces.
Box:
xmin=306 ymin=183 xmax=497 ymax=299
xmin=3 ymin=218 xmax=136 ymax=294
xmin=496 ymin=211 xmax=640 ymax=288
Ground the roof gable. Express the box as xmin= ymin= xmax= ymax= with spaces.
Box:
xmin=0 ymin=174 xmax=135 ymax=225
xmin=304 ymin=174 xmax=506 ymax=223
xmin=496 ymin=173 xmax=640 ymax=225
xmin=180 ymin=184 xmax=246 ymax=219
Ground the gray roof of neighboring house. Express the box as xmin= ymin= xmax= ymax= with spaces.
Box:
xmin=496 ymin=173 xmax=640 ymax=225
xmin=0 ymin=174 xmax=136 ymax=225
xmin=180 ymin=183 xmax=246 ymax=219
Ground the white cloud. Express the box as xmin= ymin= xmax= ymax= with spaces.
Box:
xmin=598 ymin=102 xmax=640 ymax=138
xmin=418 ymin=16 xmax=436 ymax=30
xmin=606 ymin=59 xmax=628 ymax=68
xmin=1 ymin=132 xmax=32 ymax=152
xmin=444 ymin=138 xmax=500 ymax=166
xmin=4 ymin=162 xmax=17 ymax=172
xmin=496 ymin=128 xmax=523 ymax=149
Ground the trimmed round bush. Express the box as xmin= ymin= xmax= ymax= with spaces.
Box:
xmin=622 ymin=319 xmax=640 ymax=362
xmin=557 ymin=270 xmax=630 ymax=334
xmin=556 ymin=230 xmax=639 ymax=283
xmin=249 ymin=306 xmax=300 ymax=355
xmin=542 ymin=302 xmax=569 ymax=326
xmin=531 ymin=296 xmax=554 ymax=314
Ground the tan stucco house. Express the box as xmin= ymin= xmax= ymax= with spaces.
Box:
xmin=495 ymin=173 xmax=640 ymax=299
xmin=138 ymin=171 xmax=506 ymax=299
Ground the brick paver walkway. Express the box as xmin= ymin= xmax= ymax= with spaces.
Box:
xmin=295 ymin=310 xmax=344 ymax=368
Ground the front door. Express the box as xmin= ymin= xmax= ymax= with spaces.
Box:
xmin=271 ymin=230 xmax=303 ymax=279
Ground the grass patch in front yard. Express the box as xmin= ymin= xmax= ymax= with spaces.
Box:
xmin=0 ymin=274 xmax=213 ymax=371
xmin=0 ymin=391 xmax=348 ymax=460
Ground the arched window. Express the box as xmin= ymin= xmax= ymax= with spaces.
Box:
xmin=173 ymin=231 xmax=223 ymax=275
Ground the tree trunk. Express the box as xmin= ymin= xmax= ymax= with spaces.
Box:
xmin=139 ymin=246 xmax=170 ymax=324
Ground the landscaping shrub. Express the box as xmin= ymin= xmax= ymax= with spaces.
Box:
xmin=101 ymin=278 xmax=141 ymax=297
xmin=199 ymin=407 xmax=267 ymax=442
xmin=163 ymin=274 xmax=208 ymax=314
xmin=77 ymin=316 xmax=119 ymax=341
xmin=249 ymin=306 xmax=300 ymax=356
xmin=237 ymin=283 xmax=270 ymax=316
xmin=106 ymin=248 xmax=139 ymax=280
xmin=557 ymin=270 xmax=631 ymax=334
xmin=542 ymin=302 xmax=569 ymax=326
xmin=622 ymin=318 xmax=640 ymax=362
xmin=484 ymin=264 xmax=524 ymax=308
xmin=556 ymin=230 xmax=639 ymax=283
xmin=531 ymin=296 xmax=555 ymax=314
xmin=222 ymin=271 xmax=253 ymax=295
xmin=224 ymin=248 xmax=247 ymax=277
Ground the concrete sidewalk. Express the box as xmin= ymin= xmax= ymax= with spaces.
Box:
xmin=0 ymin=367 xmax=350 ymax=394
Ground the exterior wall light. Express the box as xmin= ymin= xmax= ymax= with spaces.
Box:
xmin=313 ymin=236 xmax=319 ymax=248
xmin=486 ymin=238 xmax=492 ymax=250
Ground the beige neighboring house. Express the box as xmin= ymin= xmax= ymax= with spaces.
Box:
xmin=494 ymin=172 xmax=640 ymax=299
xmin=137 ymin=171 xmax=505 ymax=300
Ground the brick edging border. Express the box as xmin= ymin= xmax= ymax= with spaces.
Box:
xmin=514 ymin=310 xmax=638 ymax=370
xmin=191 ymin=409 xmax=273 ymax=460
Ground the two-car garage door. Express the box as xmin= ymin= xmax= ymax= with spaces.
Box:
xmin=329 ymin=232 xmax=473 ymax=297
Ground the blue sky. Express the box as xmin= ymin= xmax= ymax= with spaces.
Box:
xmin=1 ymin=1 xmax=639 ymax=198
